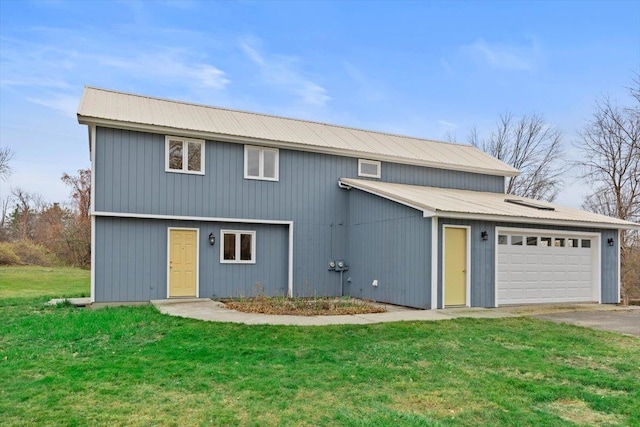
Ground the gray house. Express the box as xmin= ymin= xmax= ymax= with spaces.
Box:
xmin=77 ymin=87 xmax=638 ymax=309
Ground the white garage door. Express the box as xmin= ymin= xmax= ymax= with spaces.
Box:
xmin=497 ymin=232 xmax=597 ymax=305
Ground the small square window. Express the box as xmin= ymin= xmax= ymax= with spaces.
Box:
xmin=581 ymin=239 xmax=591 ymax=248
xmin=554 ymin=238 xmax=565 ymax=247
xmin=165 ymin=136 xmax=204 ymax=174
xmin=358 ymin=159 xmax=381 ymax=178
xmin=540 ymin=237 xmax=552 ymax=246
xmin=511 ymin=236 xmax=523 ymax=246
xmin=498 ymin=235 xmax=508 ymax=245
xmin=568 ymin=238 xmax=579 ymax=248
xmin=221 ymin=230 xmax=256 ymax=264
xmin=526 ymin=236 xmax=537 ymax=246
xmin=244 ymin=146 xmax=279 ymax=181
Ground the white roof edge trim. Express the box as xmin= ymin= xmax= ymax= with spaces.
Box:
xmin=338 ymin=179 xmax=435 ymax=216
xmin=434 ymin=211 xmax=640 ymax=230
xmin=78 ymin=115 xmax=521 ymax=177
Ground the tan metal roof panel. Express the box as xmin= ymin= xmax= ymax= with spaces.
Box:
xmin=78 ymin=86 xmax=520 ymax=177
xmin=339 ymin=178 xmax=639 ymax=229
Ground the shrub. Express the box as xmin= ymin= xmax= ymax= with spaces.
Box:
xmin=10 ymin=240 xmax=57 ymax=266
xmin=0 ymin=242 xmax=21 ymax=265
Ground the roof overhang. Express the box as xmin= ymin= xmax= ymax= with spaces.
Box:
xmin=339 ymin=178 xmax=640 ymax=230
xmin=78 ymin=114 xmax=519 ymax=177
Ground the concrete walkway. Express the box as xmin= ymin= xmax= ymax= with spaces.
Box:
xmin=150 ymin=298 xmax=634 ymax=327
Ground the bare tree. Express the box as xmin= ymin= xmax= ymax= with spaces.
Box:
xmin=0 ymin=146 xmax=13 ymax=182
xmin=575 ymin=80 xmax=640 ymax=304
xmin=469 ymin=113 xmax=565 ymax=201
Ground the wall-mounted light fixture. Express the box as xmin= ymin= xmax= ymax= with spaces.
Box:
xmin=481 ymin=231 xmax=488 ymax=241
xmin=208 ymin=232 xmax=216 ymax=246
xmin=607 ymin=237 xmax=614 ymax=247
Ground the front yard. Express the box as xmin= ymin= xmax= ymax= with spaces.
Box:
xmin=1 ymin=266 xmax=638 ymax=426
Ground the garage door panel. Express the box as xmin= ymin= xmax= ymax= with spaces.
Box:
xmin=497 ymin=232 xmax=596 ymax=305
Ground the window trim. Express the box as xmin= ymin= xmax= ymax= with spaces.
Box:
xmin=244 ymin=145 xmax=279 ymax=181
xmin=220 ymin=230 xmax=256 ymax=264
xmin=358 ymin=159 xmax=381 ymax=178
xmin=165 ymin=136 xmax=205 ymax=175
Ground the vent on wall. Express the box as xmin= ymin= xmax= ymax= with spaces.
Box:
xmin=505 ymin=199 xmax=555 ymax=211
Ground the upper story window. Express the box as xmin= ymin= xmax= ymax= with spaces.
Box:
xmin=358 ymin=159 xmax=381 ymax=178
xmin=244 ymin=145 xmax=279 ymax=181
xmin=165 ymin=136 xmax=205 ymax=174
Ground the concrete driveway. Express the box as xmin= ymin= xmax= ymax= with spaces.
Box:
xmin=534 ymin=308 xmax=640 ymax=337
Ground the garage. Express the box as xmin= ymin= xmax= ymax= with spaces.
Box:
xmin=496 ymin=229 xmax=599 ymax=305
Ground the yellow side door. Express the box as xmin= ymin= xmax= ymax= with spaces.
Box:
xmin=444 ymin=227 xmax=467 ymax=306
xmin=169 ymin=229 xmax=197 ymax=298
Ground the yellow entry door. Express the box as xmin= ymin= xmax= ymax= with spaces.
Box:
xmin=444 ymin=227 xmax=467 ymax=306
xmin=169 ymin=229 xmax=198 ymax=298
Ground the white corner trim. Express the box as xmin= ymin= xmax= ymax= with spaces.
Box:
xmin=617 ymin=229 xmax=621 ymax=303
xmin=430 ymin=217 xmax=438 ymax=309
xmin=89 ymin=125 xmax=96 ymax=304
xmin=288 ymin=223 xmax=294 ymax=298
xmin=167 ymin=227 xmax=200 ymax=299
xmin=90 ymin=215 xmax=96 ymax=303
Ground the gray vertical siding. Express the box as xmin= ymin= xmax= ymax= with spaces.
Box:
xmin=94 ymin=217 xmax=288 ymax=302
xmin=94 ymin=127 xmax=504 ymax=298
xmin=436 ymin=220 xmax=620 ymax=308
xmin=346 ymin=189 xmax=431 ymax=309
xmin=600 ymin=229 xmax=619 ymax=303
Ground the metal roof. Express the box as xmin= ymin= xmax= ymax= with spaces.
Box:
xmin=77 ymin=86 xmax=520 ymax=177
xmin=339 ymin=178 xmax=639 ymax=230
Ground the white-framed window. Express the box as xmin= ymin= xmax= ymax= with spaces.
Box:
xmin=244 ymin=145 xmax=279 ymax=181
xmin=358 ymin=159 xmax=381 ymax=178
xmin=165 ymin=136 xmax=205 ymax=174
xmin=220 ymin=230 xmax=256 ymax=264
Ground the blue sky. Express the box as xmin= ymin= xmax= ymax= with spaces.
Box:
xmin=0 ymin=0 xmax=638 ymax=208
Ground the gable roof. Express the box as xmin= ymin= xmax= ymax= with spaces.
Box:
xmin=339 ymin=178 xmax=640 ymax=230
xmin=77 ymin=86 xmax=520 ymax=177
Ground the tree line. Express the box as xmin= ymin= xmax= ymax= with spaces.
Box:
xmin=0 ymin=155 xmax=90 ymax=268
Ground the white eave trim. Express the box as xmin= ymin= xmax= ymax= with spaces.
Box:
xmin=338 ymin=179 xmax=436 ymax=217
xmin=436 ymin=211 xmax=639 ymax=230
xmin=92 ymin=210 xmax=293 ymax=225
xmin=77 ymin=115 xmax=520 ymax=177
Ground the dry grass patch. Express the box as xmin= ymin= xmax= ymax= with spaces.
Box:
xmin=542 ymin=399 xmax=625 ymax=426
xmin=552 ymin=355 xmax=618 ymax=374
xmin=224 ymin=296 xmax=386 ymax=316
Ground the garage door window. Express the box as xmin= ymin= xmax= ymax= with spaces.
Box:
xmin=526 ymin=237 xmax=537 ymax=246
xmin=568 ymin=238 xmax=579 ymax=247
xmin=511 ymin=236 xmax=523 ymax=245
xmin=555 ymin=238 xmax=565 ymax=247
xmin=540 ymin=237 xmax=552 ymax=246
xmin=498 ymin=235 xmax=508 ymax=245
xmin=581 ymin=239 xmax=591 ymax=248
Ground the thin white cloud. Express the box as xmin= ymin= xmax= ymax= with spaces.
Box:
xmin=239 ymin=38 xmax=330 ymax=107
xmin=344 ymin=63 xmax=383 ymax=102
xmin=26 ymin=93 xmax=79 ymax=118
xmin=438 ymin=119 xmax=457 ymax=129
xmin=462 ymin=38 xmax=542 ymax=71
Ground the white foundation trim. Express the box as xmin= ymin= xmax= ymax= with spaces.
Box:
xmin=430 ymin=217 xmax=438 ymax=309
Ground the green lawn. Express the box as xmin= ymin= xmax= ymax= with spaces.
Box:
xmin=1 ymin=268 xmax=639 ymax=426
xmin=0 ymin=266 xmax=89 ymax=299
